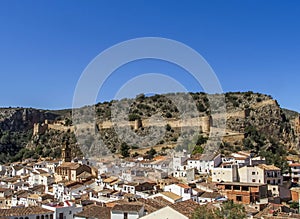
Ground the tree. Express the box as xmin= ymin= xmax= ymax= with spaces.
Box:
xmin=192 ymin=145 xmax=204 ymax=155
xmin=165 ymin=124 xmax=172 ymax=131
xmin=196 ymin=135 xmax=208 ymax=145
xmin=216 ymin=200 xmax=246 ymax=219
xmin=120 ymin=142 xmax=130 ymax=157
xmin=146 ymin=147 xmax=157 ymax=159
xmin=191 ymin=200 xmax=246 ymax=219
xmin=191 ymin=205 xmax=219 ymax=219
xmin=128 ymin=114 xmax=140 ymax=121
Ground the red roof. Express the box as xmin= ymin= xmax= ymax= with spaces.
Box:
xmin=177 ymin=183 xmax=190 ymax=189
xmin=290 ymin=163 xmax=300 ymax=167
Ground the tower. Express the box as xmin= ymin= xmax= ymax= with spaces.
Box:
xmin=61 ymin=141 xmax=72 ymax=162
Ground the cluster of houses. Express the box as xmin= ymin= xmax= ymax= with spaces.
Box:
xmin=0 ymin=143 xmax=300 ymax=218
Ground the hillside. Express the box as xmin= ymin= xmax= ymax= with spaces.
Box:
xmin=0 ymin=91 xmax=299 ymax=168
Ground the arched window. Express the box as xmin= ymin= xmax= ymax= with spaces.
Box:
xmin=45 ymin=215 xmax=49 ymax=219
xmin=41 ymin=215 xmax=44 ymax=219
xmin=25 ymin=217 xmax=29 ymax=219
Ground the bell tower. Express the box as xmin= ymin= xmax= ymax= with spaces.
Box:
xmin=61 ymin=141 xmax=71 ymax=162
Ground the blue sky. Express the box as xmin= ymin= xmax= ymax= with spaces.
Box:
xmin=0 ymin=1 xmax=300 ymax=111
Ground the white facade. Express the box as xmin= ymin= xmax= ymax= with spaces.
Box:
xmin=212 ymin=164 xmax=238 ymax=183
xmin=164 ymin=184 xmax=192 ymax=201
xmin=111 ymin=205 xmax=144 ymax=219
xmin=42 ymin=201 xmax=82 ymax=219
xmin=238 ymin=165 xmax=282 ymax=185
xmin=187 ymin=154 xmax=221 ymax=174
xmin=29 ymin=172 xmax=54 ymax=187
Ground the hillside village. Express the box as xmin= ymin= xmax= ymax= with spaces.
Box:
xmin=0 ymin=92 xmax=300 ymax=218
xmin=0 ymin=136 xmax=300 ymax=218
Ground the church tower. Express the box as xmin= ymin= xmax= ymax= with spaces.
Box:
xmin=61 ymin=141 xmax=72 ymax=162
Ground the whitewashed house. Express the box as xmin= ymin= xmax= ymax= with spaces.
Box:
xmin=212 ymin=164 xmax=239 ymax=183
xmin=42 ymin=201 xmax=82 ymax=219
xmin=164 ymin=183 xmax=193 ymax=201
xmin=187 ymin=153 xmax=221 ymax=174
xmin=28 ymin=169 xmax=54 ymax=187
xmin=111 ymin=204 xmax=144 ymax=219
xmin=239 ymin=164 xmax=283 ymax=196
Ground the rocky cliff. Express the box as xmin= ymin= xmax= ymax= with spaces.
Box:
xmin=0 ymin=91 xmax=298 ymax=164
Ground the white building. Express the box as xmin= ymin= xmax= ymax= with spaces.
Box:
xmin=212 ymin=164 xmax=239 ymax=183
xmin=287 ymin=163 xmax=300 ymax=183
xmin=28 ymin=169 xmax=54 ymax=187
xmin=164 ymin=183 xmax=193 ymax=201
xmin=42 ymin=201 xmax=82 ymax=219
xmin=238 ymin=164 xmax=283 ymax=196
xmin=149 ymin=191 xmax=183 ymax=203
xmin=187 ymin=153 xmax=221 ymax=174
xmin=111 ymin=204 xmax=144 ymax=219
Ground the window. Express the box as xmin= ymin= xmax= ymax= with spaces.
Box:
xmin=252 ymin=172 xmax=255 ymax=175
xmin=241 ymin=186 xmax=249 ymax=191
xmin=236 ymin=196 xmax=242 ymax=202
xmin=124 ymin=212 xmax=128 ymax=219
xmin=69 ymin=211 xmax=72 ymax=215
xmin=233 ymin=185 xmax=240 ymax=191
xmin=225 ymin=185 xmax=231 ymax=190
xmin=36 ymin=216 xmax=40 ymax=219
xmin=252 ymin=179 xmax=256 ymax=182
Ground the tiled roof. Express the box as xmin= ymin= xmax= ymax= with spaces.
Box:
xmin=75 ymin=205 xmax=111 ymax=219
xmin=177 ymin=183 xmax=190 ymax=189
xmin=0 ymin=188 xmax=12 ymax=193
xmin=28 ymin=194 xmax=41 ymax=200
xmin=103 ymin=177 xmax=118 ymax=183
xmin=137 ymin=197 xmax=171 ymax=214
xmin=34 ymin=169 xmax=49 ymax=175
xmin=0 ymin=207 xmax=53 ymax=217
xmin=192 ymin=188 xmax=204 ymax=194
xmin=217 ymin=182 xmax=266 ymax=187
xmin=290 ymin=163 xmax=300 ymax=167
xmin=258 ymin=164 xmax=281 ymax=171
xmin=160 ymin=191 xmax=182 ymax=201
xmin=169 ymin=200 xmax=200 ymax=218
xmin=77 ymin=171 xmax=92 ymax=179
xmin=58 ymin=162 xmax=81 ymax=169
xmin=13 ymin=165 xmax=24 ymax=171
xmin=67 ymin=183 xmax=84 ymax=190
xmin=112 ymin=204 xmax=143 ymax=212
xmin=199 ymin=192 xmax=221 ymax=199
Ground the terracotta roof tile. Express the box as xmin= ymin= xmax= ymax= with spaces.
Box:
xmin=0 ymin=207 xmax=53 ymax=217
xmin=112 ymin=204 xmax=143 ymax=212
xmin=170 ymin=200 xmax=200 ymax=218
xmin=75 ymin=205 xmax=111 ymax=219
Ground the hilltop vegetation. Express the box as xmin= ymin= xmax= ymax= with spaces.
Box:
xmin=0 ymin=91 xmax=298 ymax=166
